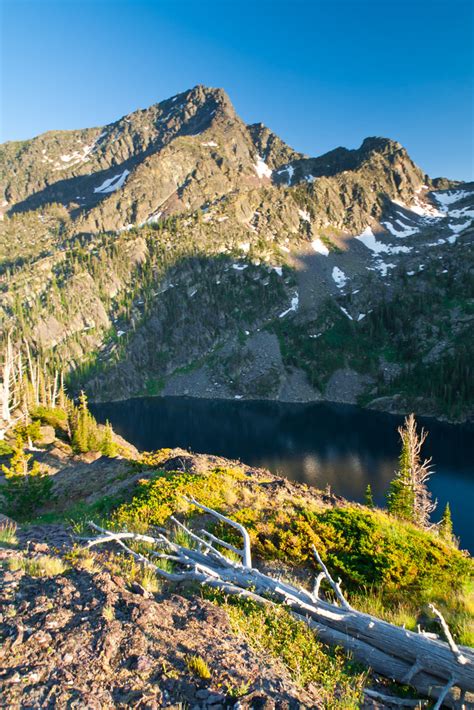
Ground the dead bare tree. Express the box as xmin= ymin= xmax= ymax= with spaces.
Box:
xmin=389 ymin=413 xmax=437 ymax=528
xmin=0 ymin=337 xmax=65 ymax=440
xmin=405 ymin=414 xmax=437 ymax=528
xmin=83 ymin=499 xmax=474 ymax=708
xmin=0 ymin=333 xmax=23 ymax=439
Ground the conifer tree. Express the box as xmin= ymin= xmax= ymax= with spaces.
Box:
xmin=71 ymin=390 xmax=100 ymax=453
xmin=2 ymin=434 xmax=31 ymax=476
xmin=387 ymin=422 xmax=416 ymax=522
xmin=364 ymin=483 xmax=374 ymax=508
xmin=101 ymin=420 xmax=117 ymax=458
xmin=439 ymin=502 xmax=454 ymax=544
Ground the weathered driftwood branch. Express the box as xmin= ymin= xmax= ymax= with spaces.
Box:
xmin=429 ymin=603 xmax=468 ymax=665
xmin=312 ymin=571 xmax=326 ymax=600
xmin=200 ymin=529 xmax=243 ymax=558
xmin=363 ymin=688 xmax=429 ymax=707
xmin=311 ymin=544 xmax=353 ymax=610
xmin=402 ymin=658 xmax=424 ymax=684
xmin=85 ymin=504 xmax=474 ymax=709
xmin=182 ymin=495 xmax=252 ymax=568
xmin=433 ymin=679 xmax=457 ymax=710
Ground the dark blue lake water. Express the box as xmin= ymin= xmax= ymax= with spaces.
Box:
xmin=90 ymin=397 xmax=474 ymax=552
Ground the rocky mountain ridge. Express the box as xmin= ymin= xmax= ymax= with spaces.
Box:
xmin=0 ymin=85 xmax=473 ymax=420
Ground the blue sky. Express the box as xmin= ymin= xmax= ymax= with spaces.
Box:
xmin=1 ymin=0 xmax=473 ymax=179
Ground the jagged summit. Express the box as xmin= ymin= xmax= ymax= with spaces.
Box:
xmin=272 ymin=135 xmax=426 ymax=185
xmin=0 ymin=85 xmax=240 ymax=216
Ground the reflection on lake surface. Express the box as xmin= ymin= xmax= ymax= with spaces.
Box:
xmin=91 ymin=397 xmax=474 ymax=552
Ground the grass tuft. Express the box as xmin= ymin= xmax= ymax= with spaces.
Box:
xmin=185 ymin=653 xmax=211 ymax=679
xmin=8 ymin=554 xmax=68 ymax=577
xmin=102 ymin=604 xmax=115 ymax=621
xmin=0 ymin=522 xmax=18 ymax=548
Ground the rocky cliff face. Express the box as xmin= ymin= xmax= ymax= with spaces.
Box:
xmin=1 ymin=85 xmax=473 ymax=419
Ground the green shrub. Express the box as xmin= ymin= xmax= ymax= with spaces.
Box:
xmin=0 ymin=440 xmax=14 ymax=456
xmin=30 ymin=405 xmax=68 ymax=431
xmin=1 ymin=436 xmax=54 ymax=519
xmin=109 ymin=455 xmax=472 ymax=636
xmin=112 ymin=466 xmax=244 ymax=532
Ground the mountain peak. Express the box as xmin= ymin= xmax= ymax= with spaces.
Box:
xmin=359 ymin=136 xmax=404 ymax=156
xmin=174 ymin=84 xmax=237 ymax=120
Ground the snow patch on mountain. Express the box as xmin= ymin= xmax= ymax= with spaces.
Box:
xmin=339 ymin=306 xmax=353 ymax=320
xmin=373 ymin=261 xmax=396 ymax=277
xmin=311 ymin=238 xmax=329 ymax=256
xmin=449 ymin=207 xmax=474 ymax=219
xmin=332 ymin=266 xmax=347 ymax=288
xmin=355 ymin=226 xmax=411 ymax=255
xmin=383 ymin=220 xmax=419 ymax=238
xmin=392 ymin=195 xmax=444 ymax=220
xmin=433 ymin=190 xmax=471 ymax=208
xmin=255 ymin=156 xmax=272 ymax=179
xmin=279 ymin=292 xmax=299 ymax=318
xmin=298 ymin=209 xmax=311 ymax=222
xmin=232 ymin=263 xmax=248 ymax=271
xmin=449 ymin=220 xmax=472 ymax=234
xmin=276 ymin=164 xmax=295 ymax=184
xmin=94 ymin=169 xmax=130 ymax=194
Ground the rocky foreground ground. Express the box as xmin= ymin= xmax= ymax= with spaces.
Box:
xmin=0 ymin=445 xmax=397 ymax=709
xmin=1 ymin=528 xmax=318 ymax=708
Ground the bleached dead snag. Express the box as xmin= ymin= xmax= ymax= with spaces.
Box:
xmin=86 ymin=530 xmax=161 ymax=548
xmin=169 ymin=515 xmax=238 ymax=567
xmin=311 ymin=544 xmax=353 ymax=610
xmin=84 ymin=508 xmax=474 ymax=709
xmin=182 ymin=495 xmax=252 ymax=568
xmin=0 ymin=333 xmax=23 ymax=438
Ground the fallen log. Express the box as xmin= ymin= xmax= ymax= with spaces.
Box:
xmin=83 ymin=501 xmax=474 ymax=709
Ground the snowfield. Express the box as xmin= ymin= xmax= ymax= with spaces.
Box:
xmin=383 ymin=220 xmax=419 ymax=238
xmin=276 ymin=164 xmax=295 ymax=184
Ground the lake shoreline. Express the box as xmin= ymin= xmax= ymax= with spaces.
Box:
xmin=91 ymin=392 xmax=474 ymax=429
